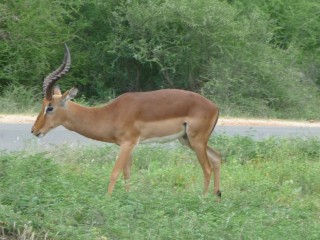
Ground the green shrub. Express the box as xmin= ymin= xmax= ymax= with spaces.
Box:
xmin=1 ymin=0 xmax=320 ymax=119
xmin=0 ymin=84 xmax=40 ymax=113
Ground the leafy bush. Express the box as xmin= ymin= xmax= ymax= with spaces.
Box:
xmin=0 ymin=1 xmax=76 ymax=91
xmin=227 ymin=0 xmax=320 ymax=92
xmin=0 ymin=84 xmax=40 ymax=113
xmin=1 ymin=0 xmax=320 ymax=118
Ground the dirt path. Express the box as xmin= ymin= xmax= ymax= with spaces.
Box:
xmin=1 ymin=114 xmax=320 ymax=127
xmin=219 ymin=117 xmax=320 ymax=127
xmin=0 ymin=115 xmax=37 ymax=124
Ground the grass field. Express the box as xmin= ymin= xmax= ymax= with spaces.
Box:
xmin=1 ymin=136 xmax=320 ymax=239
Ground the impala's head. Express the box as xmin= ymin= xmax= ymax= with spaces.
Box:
xmin=31 ymin=44 xmax=78 ymax=138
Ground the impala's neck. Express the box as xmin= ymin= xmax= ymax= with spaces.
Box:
xmin=62 ymin=101 xmax=114 ymax=142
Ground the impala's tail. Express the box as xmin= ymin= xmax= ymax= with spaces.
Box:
xmin=209 ymin=107 xmax=219 ymax=137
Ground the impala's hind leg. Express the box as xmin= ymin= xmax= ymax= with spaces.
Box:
xmin=179 ymin=132 xmax=221 ymax=198
xmin=195 ymin=145 xmax=213 ymax=194
xmin=180 ymin=136 xmax=212 ymax=194
xmin=207 ymin=146 xmax=221 ymax=198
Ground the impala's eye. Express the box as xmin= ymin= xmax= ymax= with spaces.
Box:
xmin=46 ymin=106 xmax=54 ymax=112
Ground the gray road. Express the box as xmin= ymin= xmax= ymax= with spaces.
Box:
xmin=1 ymin=123 xmax=320 ymax=152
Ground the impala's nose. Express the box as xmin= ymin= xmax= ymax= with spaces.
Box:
xmin=31 ymin=127 xmax=39 ymax=136
xmin=31 ymin=130 xmax=44 ymax=138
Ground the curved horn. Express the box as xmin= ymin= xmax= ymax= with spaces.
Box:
xmin=43 ymin=44 xmax=71 ymax=100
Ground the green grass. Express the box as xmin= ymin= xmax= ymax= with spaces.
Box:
xmin=1 ymin=136 xmax=320 ymax=239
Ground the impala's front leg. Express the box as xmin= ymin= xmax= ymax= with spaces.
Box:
xmin=107 ymin=142 xmax=137 ymax=194
xmin=123 ymin=155 xmax=133 ymax=192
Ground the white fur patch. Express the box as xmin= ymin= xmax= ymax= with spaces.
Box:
xmin=139 ymin=130 xmax=185 ymax=144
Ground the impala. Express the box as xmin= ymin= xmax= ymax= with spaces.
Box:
xmin=32 ymin=44 xmax=222 ymax=198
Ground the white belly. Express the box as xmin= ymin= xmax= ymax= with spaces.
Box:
xmin=139 ymin=130 xmax=185 ymax=144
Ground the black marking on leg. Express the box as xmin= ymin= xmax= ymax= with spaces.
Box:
xmin=216 ymin=190 xmax=222 ymax=198
xmin=182 ymin=122 xmax=188 ymax=141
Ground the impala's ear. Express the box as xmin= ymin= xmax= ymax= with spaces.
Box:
xmin=54 ymin=86 xmax=62 ymax=96
xmin=60 ymin=87 xmax=78 ymax=106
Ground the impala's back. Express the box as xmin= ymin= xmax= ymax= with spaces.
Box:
xmin=105 ymin=89 xmax=219 ymax=144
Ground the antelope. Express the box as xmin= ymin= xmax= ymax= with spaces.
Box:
xmin=31 ymin=44 xmax=222 ymax=199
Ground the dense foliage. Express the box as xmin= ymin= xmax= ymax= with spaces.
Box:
xmin=1 ymin=0 xmax=320 ymax=118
